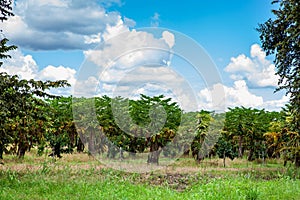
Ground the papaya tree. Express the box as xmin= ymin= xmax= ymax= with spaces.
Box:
xmin=107 ymin=94 xmax=181 ymax=164
xmin=45 ymin=97 xmax=79 ymax=158
xmin=73 ymin=97 xmax=105 ymax=155
xmin=134 ymin=95 xmax=181 ymax=165
xmin=224 ymin=107 xmax=276 ymax=161
xmin=224 ymin=107 xmax=248 ymax=158
xmin=174 ymin=111 xmax=199 ymax=157
xmin=215 ymin=134 xmax=237 ymax=167
xmin=191 ymin=110 xmax=212 ymax=162
xmin=264 ymin=111 xmax=286 ymax=159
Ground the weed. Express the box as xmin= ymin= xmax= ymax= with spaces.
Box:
xmin=39 ymin=161 xmax=51 ymax=174
xmin=245 ymin=187 xmax=259 ymax=200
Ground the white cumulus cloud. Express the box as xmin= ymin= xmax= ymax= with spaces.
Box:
xmin=84 ymin=23 xmax=175 ymax=71
xmin=262 ymin=95 xmax=290 ymax=111
xmin=198 ymin=80 xmax=288 ymax=111
xmin=39 ymin=65 xmax=77 ymax=86
xmin=225 ymin=44 xmax=279 ymax=87
xmin=79 ymin=23 xmax=180 ymax=103
xmin=198 ymin=80 xmax=263 ymax=111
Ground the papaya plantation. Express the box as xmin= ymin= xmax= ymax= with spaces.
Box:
xmin=2 ymin=84 xmax=300 ymax=168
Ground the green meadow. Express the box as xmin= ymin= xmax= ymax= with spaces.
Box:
xmin=1 ymin=153 xmax=299 ymax=200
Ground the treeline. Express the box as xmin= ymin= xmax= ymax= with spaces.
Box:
xmin=1 ymin=87 xmax=299 ymax=167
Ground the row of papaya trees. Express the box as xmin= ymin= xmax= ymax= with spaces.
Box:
xmin=0 ymin=77 xmax=299 ymax=167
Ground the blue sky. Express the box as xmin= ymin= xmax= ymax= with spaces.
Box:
xmin=1 ymin=0 xmax=287 ymax=111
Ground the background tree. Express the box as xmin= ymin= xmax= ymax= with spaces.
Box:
xmin=215 ymin=134 xmax=237 ymax=167
xmin=224 ymin=107 xmax=277 ymax=161
xmin=73 ymin=97 xmax=105 ymax=156
xmin=46 ymin=97 xmax=78 ymax=158
xmin=191 ymin=110 xmax=212 ymax=162
xmin=257 ymin=0 xmax=300 ymax=167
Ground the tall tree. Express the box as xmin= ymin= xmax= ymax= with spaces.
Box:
xmin=257 ymin=0 xmax=300 ymax=167
xmin=0 ymin=73 xmax=69 ymax=158
xmin=0 ymin=2 xmax=71 ymax=159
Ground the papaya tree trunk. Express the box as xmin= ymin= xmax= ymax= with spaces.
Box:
xmin=54 ymin=142 xmax=62 ymax=158
xmin=248 ymin=148 xmax=254 ymax=161
xmin=88 ymin=129 xmax=95 ymax=154
xmin=238 ymin=136 xmax=243 ymax=158
xmin=147 ymin=142 xmax=161 ymax=165
xmin=183 ymin=144 xmax=190 ymax=157
xmin=119 ymin=147 xmax=124 ymax=160
xmin=295 ymin=152 xmax=300 ymax=168
xmin=223 ymin=151 xmax=226 ymax=167
xmin=77 ymin=138 xmax=84 ymax=153
xmin=0 ymin=144 xmax=3 ymax=159
xmin=17 ymin=142 xmax=27 ymax=158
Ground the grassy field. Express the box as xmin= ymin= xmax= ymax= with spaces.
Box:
xmin=1 ymin=153 xmax=300 ymax=200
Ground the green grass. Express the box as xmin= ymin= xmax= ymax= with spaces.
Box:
xmin=1 ymin=153 xmax=300 ymax=200
xmin=0 ymin=167 xmax=300 ymax=200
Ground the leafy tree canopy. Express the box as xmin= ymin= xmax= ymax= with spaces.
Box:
xmin=257 ymin=0 xmax=300 ymax=167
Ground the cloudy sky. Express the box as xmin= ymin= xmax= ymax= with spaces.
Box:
xmin=1 ymin=0 xmax=288 ymax=111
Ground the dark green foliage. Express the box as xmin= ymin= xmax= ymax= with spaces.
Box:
xmin=216 ymin=136 xmax=237 ymax=167
xmin=45 ymin=97 xmax=79 ymax=158
xmin=224 ymin=107 xmax=275 ymax=161
xmin=0 ymin=72 xmax=70 ymax=158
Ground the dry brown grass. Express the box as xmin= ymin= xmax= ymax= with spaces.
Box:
xmin=0 ymin=152 xmax=286 ymax=178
